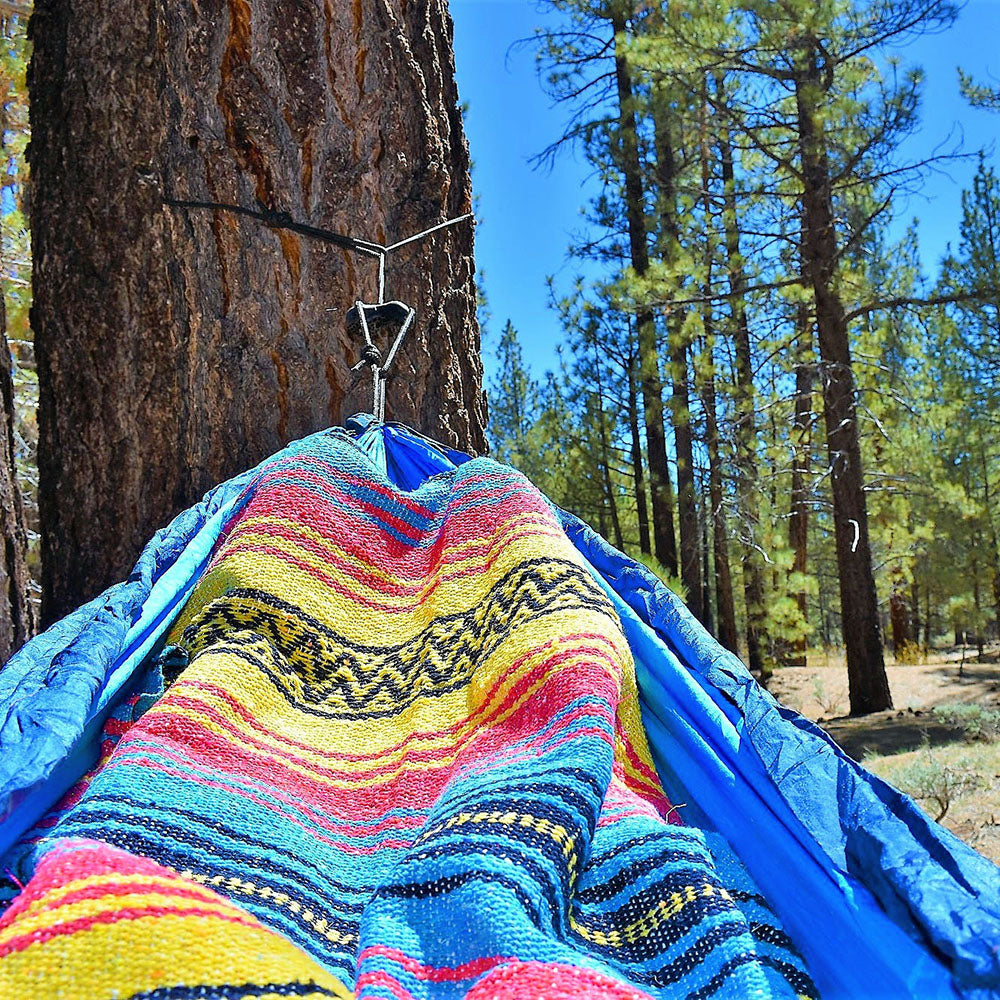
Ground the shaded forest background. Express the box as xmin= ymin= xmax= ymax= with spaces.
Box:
xmin=3 ymin=0 xmax=1000 ymax=723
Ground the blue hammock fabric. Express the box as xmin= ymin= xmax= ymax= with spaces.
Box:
xmin=0 ymin=417 xmax=997 ymax=1000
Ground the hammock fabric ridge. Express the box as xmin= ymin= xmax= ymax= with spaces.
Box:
xmin=0 ymin=418 xmax=997 ymax=1000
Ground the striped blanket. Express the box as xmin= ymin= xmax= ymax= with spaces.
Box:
xmin=0 ymin=433 xmax=814 ymax=999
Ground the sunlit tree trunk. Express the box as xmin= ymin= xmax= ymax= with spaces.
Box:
xmin=0 ymin=275 xmax=34 ymax=661
xmin=787 ymin=303 xmax=813 ymax=666
xmin=794 ymin=48 xmax=891 ymax=713
xmin=611 ymin=10 xmax=677 ymax=576
xmin=715 ymin=73 xmax=768 ymax=676
xmin=627 ymin=349 xmax=652 ymax=556
xmin=652 ymin=91 xmax=702 ymax=618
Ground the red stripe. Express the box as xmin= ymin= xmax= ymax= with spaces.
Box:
xmin=0 ymin=905 xmax=259 ymax=959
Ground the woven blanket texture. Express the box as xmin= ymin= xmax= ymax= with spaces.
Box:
xmin=0 ymin=435 xmax=814 ymax=999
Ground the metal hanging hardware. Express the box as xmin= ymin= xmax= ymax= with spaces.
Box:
xmin=339 ymin=212 xmax=472 ymax=423
xmin=162 ymin=195 xmax=473 ymax=425
xmin=347 ymin=300 xmax=415 ymax=421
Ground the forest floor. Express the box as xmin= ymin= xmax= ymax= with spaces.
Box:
xmin=769 ymin=647 xmax=1000 ymax=865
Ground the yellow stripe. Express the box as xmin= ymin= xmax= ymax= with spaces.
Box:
xmin=570 ymin=884 xmax=731 ymax=946
xmin=178 ymin=869 xmax=358 ymax=948
xmin=0 ymin=912 xmax=350 ymax=1000
xmin=170 ymin=517 xmax=598 ymax=645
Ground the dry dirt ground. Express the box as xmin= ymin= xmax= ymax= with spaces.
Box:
xmin=768 ymin=649 xmax=1000 ymax=864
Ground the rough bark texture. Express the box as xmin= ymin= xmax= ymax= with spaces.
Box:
xmin=0 ymin=285 xmax=34 ymax=662
xmin=795 ymin=54 xmax=891 ymax=715
xmin=696 ymin=90 xmax=737 ymax=654
xmin=611 ymin=11 xmax=677 ymax=577
xmin=30 ymin=0 xmax=487 ymax=623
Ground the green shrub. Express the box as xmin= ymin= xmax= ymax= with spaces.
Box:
xmin=932 ymin=703 xmax=1000 ymax=743
xmin=890 ymin=744 xmax=985 ymax=821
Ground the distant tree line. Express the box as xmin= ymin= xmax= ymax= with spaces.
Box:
xmin=487 ymin=0 xmax=1000 ymax=715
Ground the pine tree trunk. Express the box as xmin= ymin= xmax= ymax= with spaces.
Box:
xmin=980 ymin=448 xmax=1000 ymax=634
xmin=592 ymin=348 xmax=624 ymax=552
xmin=695 ymin=82 xmax=738 ymax=654
xmin=786 ymin=306 xmax=813 ymax=667
xmin=794 ymin=52 xmax=891 ymax=715
xmin=0 ymin=279 xmax=34 ymax=662
xmin=29 ymin=0 xmax=487 ymax=623
xmin=700 ymin=498 xmax=714 ymax=635
xmin=910 ymin=581 xmax=921 ymax=653
xmin=699 ymin=357 xmax=739 ymax=654
xmin=611 ymin=11 xmax=677 ymax=576
xmin=627 ymin=351 xmax=652 ymax=556
xmin=889 ymin=588 xmax=910 ymax=654
xmin=653 ymin=93 xmax=701 ymax=617
xmin=715 ymin=73 xmax=767 ymax=677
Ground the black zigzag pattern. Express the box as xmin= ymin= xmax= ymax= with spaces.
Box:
xmin=176 ymin=559 xmax=619 ymax=719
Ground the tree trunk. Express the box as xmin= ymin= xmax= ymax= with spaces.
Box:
xmin=591 ymin=345 xmax=624 ymax=552
xmin=715 ymin=73 xmax=767 ymax=676
xmin=699 ymin=358 xmax=739 ymax=654
xmin=653 ymin=91 xmax=702 ymax=618
xmin=980 ymin=448 xmax=1000 ymax=633
xmin=794 ymin=51 xmax=891 ymax=715
xmin=786 ymin=305 xmax=813 ymax=666
xmin=627 ymin=349 xmax=652 ymax=556
xmin=695 ymin=82 xmax=738 ymax=654
xmin=610 ymin=11 xmax=677 ymax=577
xmin=30 ymin=0 xmax=487 ymax=623
xmin=0 ymin=277 xmax=34 ymax=662
xmin=889 ymin=588 xmax=910 ymax=654
xmin=700 ymin=495 xmax=714 ymax=635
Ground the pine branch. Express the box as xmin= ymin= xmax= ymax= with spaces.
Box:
xmin=843 ymin=290 xmax=994 ymax=324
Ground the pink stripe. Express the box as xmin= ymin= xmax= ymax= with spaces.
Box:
xmin=359 ymin=945 xmax=511 ymax=982
xmin=354 ymin=970 xmax=415 ymax=1000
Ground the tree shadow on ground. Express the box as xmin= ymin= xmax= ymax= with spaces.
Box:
xmin=823 ymin=713 xmax=969 ymax=761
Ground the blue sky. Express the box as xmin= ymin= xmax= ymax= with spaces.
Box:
xmin=451 ymin=0 xmax=1000 ymax=382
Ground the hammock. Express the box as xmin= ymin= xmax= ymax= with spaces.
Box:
xmin=0 ymin=416 xmax=996 ymax=1000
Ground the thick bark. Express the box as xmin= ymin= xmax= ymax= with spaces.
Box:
xmin=972 ymin=546 xmax=984 ymax=657
xmin=669 ymin=339 xmax=703 ymax=617
xmin=715 ymin=73 xmax=767 ymax=676
xmin=794 ymin=53 xmax=891 ymax=714
xmin=30 ymin=0 xmax=487 ymax=622
xmin=0 ymin=284 xmax=34 ymax=662
xmin=627 ymin=352 xmax=652 ymax=556
xmin=786 ymin=308 xmax=813 ymax=666
xmin=592 ymin=348 xmax=624 ymax=552
xmin=610 ymin=11 xmax=677 ymax=576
